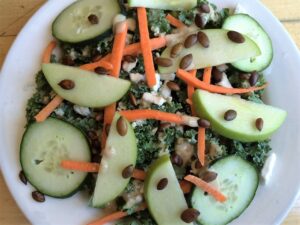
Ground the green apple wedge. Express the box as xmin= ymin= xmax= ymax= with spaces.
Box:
xmin=145 ymin=155 xmax=193 ymax=225
xmin=91 ymin=113 xmax=137 ymax=207
xmin=42 ymin=63 xmax=131 ymax=108
xmin=193 ymin=90 xmax=287 ymax=142
xmin=159 ymin=29 xmax=261 ymax=74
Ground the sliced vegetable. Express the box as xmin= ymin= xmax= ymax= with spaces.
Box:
xmin=52 ymin=0 xmax=121 ymax=44
xmin=166 ymin=14 xmax=185 ymax=28
xmin=61 ymin=160 xmax=99 ymax=173
xmin=137 ymin=7 xmax=156 ymax=88
xmin=91 ymin=113 xmax=137 ymax=207
xmin=79 ymin=60 xmax=113 ymax=72
xmin=35 ymin=95 xmax=63 ymax=122
xmin=159 ymin=29 xmax=261 ymax=74
xmin=132 ymin=169 xmax=146 ymax=180
xmin=197 ymin=128 xmax=206 ymax=166
xmin=145 ymin=155 xmax=191 ymax=225
xmin=184 ymin=175 xmax=227 ymax=202
xmin=42 ymin=64 xmax=130 ymax=108
xmin=42 ymin=41 xmax=56 ymax=63
xmin=128 ymin=0 xmax=197 ymax=11
xmin=223 ymin=14 xmax=273 ymax=72
xmin=203 ymin=67 xmax=212 ymax=84
xmin=20 ymin=118 xmax=91 ymax=198
xmin=191 ymin=156 xmax=259 ymax=225
xmin=193 ymin=89 xmax=287 ymax=142
xmin=177 ymin=69 xmax=268 ymax=94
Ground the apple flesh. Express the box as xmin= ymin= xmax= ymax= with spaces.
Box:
xmin=91 ymin=113 xmax=137 ymax=207
xmin=144 ymin=155 xmax=192 ymax=225
xmin=42 ymin=63 xmax=131 ymax=108
xmin=193 ymin=90 xmax=287 ymax=142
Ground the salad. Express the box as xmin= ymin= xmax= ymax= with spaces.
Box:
xmin=19 ymin=0 xmax=287 ymax=224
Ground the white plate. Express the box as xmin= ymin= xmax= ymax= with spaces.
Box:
xmin=1 ymin=0 xmax=300 ymax=224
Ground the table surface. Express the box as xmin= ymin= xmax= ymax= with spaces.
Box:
xmin=0 ymin=0 xmax=300 ymax=224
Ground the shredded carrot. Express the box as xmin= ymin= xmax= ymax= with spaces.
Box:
xmin=137 ymin=7 xmax=156 ymax=88
xmin=61 ymin=160 xmax=99 ymax=173
xmin=198 ymin=128 xmax=206 ymax=166
xmin=177 ymin=69 xmax=268 ymax=94
xmin=166 ymin=14 xmax=185 ymax=28
xmin=203 ymin=67 xmax=212 ymax=84
xmin=34 ymin=95 xmax=63 ymax=122
xmin=180 ymin=180 xmax=193 ymax=194
xmin=132 ymin=169 xmax=146 ymax=180
xmin=88 ymin=203 xmax=147 ymax=225
xmin=80 ymin=60 xmax=113 ymax=72
xmin=120 ymin=110 xmax=195 ymax=126
xmin=184 ymin=175 xmax=227 ymax=202
xmin=187 ymin=69 xmax=197 ymax=116
xmin=79 ymin=37 xmax=167 ymax=72
xmin=111 ymin=21 xmax=128 ymax=77
xmin=42 ymin=41 xmax=56 ymax=63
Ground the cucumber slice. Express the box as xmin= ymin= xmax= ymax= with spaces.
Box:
xmin=145 ymin=155 xmax=191 ymax=225
xmin=42 ymin=64 xmax=131 ymax=108
xmin=158 ymin=29 xmax=261 ymax=74
xmin=128 ymin=0 xmax=197 ymax=11
xmin=91 ymin=113 xmax=137 ymax=207
xmin=223 ymin=14 xmax=273 ymax=72
xmin=191 ymin=156 xmax=259 ymax=225
xmin=20 ymin=118 xmax=91 ymax=198
xmin=52 ymin=0 xmax=121 ymax=44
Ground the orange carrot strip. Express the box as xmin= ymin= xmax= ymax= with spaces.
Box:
xmin=87 ymin=203 xmax=147 ymax=225
xmin=61 ymin=160 xmax=99 ymax=173
xmin=42 ymin=41 xmax=56 ymax=63
xmin=198 ymin=128 xmax=206 ymax=166
xmin=203 ymin=67 xmax=212 ymax=84
xmin=111 ymin=21 xmax=128 ymax=77
xmin=34 ymin=95 xmax=63 ymax=122
xmin=177 ymin=69 xmax=267 ymax=94
xmin=166 ymin=14 xmax=185 ymax=28
xmin=180 ymin=180 xmax=193 ymax=194
xmin=120 ymin=110 xmax=184 ymax=125
xmin=79 ymin=60 xmax=113 ymax=72
xmin=79 ymin=37 xmax=167 ymax=71
xmin=132 ymin=169 xmax=146 ymax=180
xmin=184 ymin=175 xmax=227 ymax=202
xmin=137 ymin=7 xmax=156 ymax=88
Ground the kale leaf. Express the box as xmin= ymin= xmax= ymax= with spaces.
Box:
xmin=147 ymin=9 xmax=172 ymax=37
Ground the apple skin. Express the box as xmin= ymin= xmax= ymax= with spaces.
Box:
xmin=145 ymin=155 xmax=191 ymax=225
xmin=193 ymin=90 xmax=287 ymax=142
xmin=42 ymin=63 xmax=131 ymax=108
xmin=159 ymin=29 xmax=261 ymax=74
xmin=91 ymin=113 xmax=137 ymax=208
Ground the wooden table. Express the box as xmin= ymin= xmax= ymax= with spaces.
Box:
xmin=0 ymin=0 xmax=300 ymax=224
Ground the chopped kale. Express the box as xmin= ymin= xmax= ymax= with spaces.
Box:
xmin=177 ymin=10 xmax=197 ymax=26
xmin=117 ymin=211 xmax=157 ymax=225
xmin=147 ymin=9 xmax=172 ymax=37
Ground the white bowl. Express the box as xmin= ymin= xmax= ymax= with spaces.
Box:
xmin=0 ymin=0 xmax=300 ymax=224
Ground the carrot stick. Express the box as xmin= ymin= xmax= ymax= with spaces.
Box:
xmin=42 ymin=41 xmax=56 ymax=63
xmin=180 ymin=180 xmax=193 ymax=194
xmin=61 ymin=160 xmax=99 ymax=172
xmin=177 ymin=69 xmax=267 ymax=94
xmin=87 ymin=203 xmax=147 ymax=225
xmin=132 ymin=169 xmax=146 ymax=180
xmin=198 ymin=128 xmax=206 ymax=166
xmin=120 ymin=110 xmax=198 ymax=127
xmin=137 ymin=7 xmax=156 ymax=88
xmin=34 ymin=95 xmax=63 ymax=122
xmin=111 ymin=21 xmax=128 ymax=77
xmin=79 ymin=37 xmax=167 ymax=71
xmin=184 ymin=175 xmax=227 ymax=202
xmin=203 ymin=67 xmax=212 ymax=84
xmin=166 ymin=14 xmax=185 ymax=28
xmin=79 ymin=60 xmax=113 ymax=72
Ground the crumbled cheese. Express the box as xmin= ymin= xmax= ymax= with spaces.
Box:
xmin=117 ymin=101 xmax=127 ymax=111
xmin=122 ymin=59 xmax=138 ymax=73
xmin=125 ymin=33 xmax=133 ymax=45
xmin=216 ymin=73 xmax=233 ymax=88
xmin=126 ymin=18 xmax=136 ymax=32
xmin=175 ymin=138 xmax=194 ymax=166
xmin=69 ymin=49 xmax=77 ymax=60
xmin=54 ymin=108 xmax=65 ymax=117
xmin=132 ymin=120 xmax=147 ymax=128
xmin=142 ymin=92 xmax=166 ymax=106
xmin=160 ymin=73 xmax=176 ymax=81
xmin=151 ymin=73 xmax=162 ymax=92
xmin=182 ymin=115 xmax=200 ymax=127
xmin=129 ymin=73 xmax=145 ymax=83
xmin=82 ymin=46 xmax=91 ymax=57
xmin=261 ymin=153 xmax=276 ymax=185
xmin=159 ymin=82 xmax=172 ymax=99
xmin=123 ymin=180 xmax=144 ymax=209
xmin=73 ymin=105 xmax=91 ymax=117
xmin=235 ymin=3 xmax=248 ymax=14
xmin=151 ymin=26 xmax=161 ymax=37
